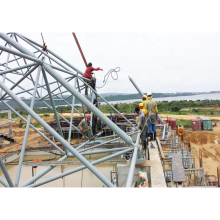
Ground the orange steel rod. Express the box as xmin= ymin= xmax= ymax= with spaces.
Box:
xmin=72 ymin=32 xmax=88 ymax=67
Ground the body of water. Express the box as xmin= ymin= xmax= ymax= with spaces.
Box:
xmin=102 ymin=93 xmax=220 ymax=105
xmin=53 ymin=93 xmax=220 ymax=108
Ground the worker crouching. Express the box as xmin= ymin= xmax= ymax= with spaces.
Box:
xmin=135 ymin=107 xmax=147 ymax=150
xmin=78 ymin=116 xmax=93 ymax=139
xmin=144 ymin=92 xmax=158 ymax=141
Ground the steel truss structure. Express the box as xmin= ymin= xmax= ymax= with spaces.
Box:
xmin=0 ymin=32 xmax=146 ymax=187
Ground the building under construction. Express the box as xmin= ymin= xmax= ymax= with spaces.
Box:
xmin=0 ymin=32 xmax=219 ymax=188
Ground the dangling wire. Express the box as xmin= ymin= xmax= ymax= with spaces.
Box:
xmin=96 ymin=67 xmax=120 ymax=88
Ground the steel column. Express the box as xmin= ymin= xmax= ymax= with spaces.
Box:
xmin=15 ymin=65 xmax=41 ymax=186
xmin=68 ymin=77 xmax=77 ymax=144
xmin=125 ymin=132 xmax=141 ymax=187
xmin=0 ymin=156 xmax=14 ymax=187
xmin=0 ymin=176 xmax=9 ymax=187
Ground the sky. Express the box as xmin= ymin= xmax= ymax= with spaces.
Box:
xmin=14 ymin=32 xmax=220 ymax=95
xmin=1 ymin=1 xmax=220 ymax=96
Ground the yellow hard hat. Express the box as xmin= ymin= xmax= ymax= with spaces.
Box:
xmin=139 ymin=103 xmax=143 ymax=107
xmin=142 ymin=95 xmax=147 ymax=99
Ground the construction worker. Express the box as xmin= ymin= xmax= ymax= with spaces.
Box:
xmin=78 ymin=116 xmax=93 ymax=138
xmin=136 ymin=103 xmax=144 ymax=125
xmin=134 ymin=95 xmax=148 ymax=113
xmin=83 ymin=63 xmax=103 ymax=98
xmin=135 ymin=106 xmax=147 ymax=150
xmin=144 ymin=92 xmax=158 ymax=141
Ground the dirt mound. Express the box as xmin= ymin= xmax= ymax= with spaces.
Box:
xmin=184 ymin=132 xmax=219 ymax=145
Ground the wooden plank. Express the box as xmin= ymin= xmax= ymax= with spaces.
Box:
xmin=172 ymin=153 xmax=186 ymax=182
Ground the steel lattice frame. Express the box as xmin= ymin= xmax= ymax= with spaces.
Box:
xmin=0 ymin=32 xmax=142 ymax=188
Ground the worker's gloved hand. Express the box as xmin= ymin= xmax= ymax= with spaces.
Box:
xmin=81 ymin=130 xmax=84 ymax=134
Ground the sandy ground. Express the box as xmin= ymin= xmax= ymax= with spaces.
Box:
xmin=160 ymin=114 xmax=220 ymax=120
xmin=183 ymin=125 xmax=220 ymax=176
xmin=1 ymin=113 xmax=220 ymax=179
xmin=0 ymin=115 xmax=83 ymax=157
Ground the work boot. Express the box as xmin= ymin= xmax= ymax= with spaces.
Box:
xmin=149 ymin=133 xmax=153 ymax=141
xmin=154 ymin=132 xmax=156 ymax=140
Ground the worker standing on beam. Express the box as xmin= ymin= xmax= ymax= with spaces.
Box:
xmin=144 ymin=92 xmax=158 ymax=141
xmin=83 ymin=63 xmax=103 ymax=98
xmin=135 ymin=106 xmax=147 ymax=150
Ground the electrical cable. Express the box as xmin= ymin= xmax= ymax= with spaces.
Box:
xmin=96 ymin=67 xmax=120 ymax=89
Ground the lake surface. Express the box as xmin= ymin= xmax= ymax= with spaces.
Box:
xmin=56 ymin=93 xmax=220 ymax=108
xmin=101 ymin=93 xmax=220 ymax=105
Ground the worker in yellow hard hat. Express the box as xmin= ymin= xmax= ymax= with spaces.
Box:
xmin=142 ymin=95 xmax=148 ymax=114
xmin=134 ymin=95 xmax=148 ymax=112
xmin=144 ymin=91 xmax=158 ymax=141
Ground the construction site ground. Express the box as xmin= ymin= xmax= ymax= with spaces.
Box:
xmin=1 ymin=113 xmax=220 ymax=179
xmin=0 ymin=115 xmax=84 ymax=157
xmin=182 ymin=125 xmax=220 ymax=177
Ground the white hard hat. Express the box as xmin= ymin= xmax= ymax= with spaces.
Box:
xmin=147 ymin=91 xmax=152 ymax=96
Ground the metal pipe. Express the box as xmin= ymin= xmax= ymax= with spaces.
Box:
xmin=39 ymin=77 xmax=74 ymax=100
xmin=0 ymin=176 xmax=9 ymax=187
xmin=0 ymin=45 xmax=42 ymax=63
xmin=41 ymin=100 xmax=82 ymax=134
xmin=20 ymin=155 xmax=68 ymax=187
xmin=15 ymin=65 xmax=41 ymax=187
xmin=68 ymin=77 xmax=77 ymax=144
xmin=162 ymin=124 xmax=166 ymax=140
xmin=44 ymin=64 xmax=133 ymax=146
xmin=0 ymin=80 xmax=114 ymax=187
xmin=80 ymin=147 xmax=132 ymax=156
xmin=48 ymin=64 xmax=90 ymax=81
xmin=14 ymin=76 xmax=73 ymax=96
xmin=0 ymin=156 xmax=14 ymax=187
xmin=42 ymin=68 xmax=65 ymax=148
xmin=125 ymin=132 xmax=141 ymax=187
xmin=27 ymin=148 xmax=133 ymax=187
xmin=78 ymin=137 xmax=122 ymax=153
xmin=0 ymin=33 xmax=36 ymax=58
xmin=95 ymin=131 xmax=138 ymax=140
xmin=0 ymin=62 xmax=37 ymax=75
xmin=76 ymin=78 xmax=91 ymax=138
xmin=128 ymin=76 xmax=144 ymax=97
xmin=0 ymin=43 xmax=11 ymax=98
xmin=15 ymin=33 xmax=72 ymax=72
xmin=75 ymin=140 xmax=91 ymax=151
xmin=1 ymin=64 xmax=39 ymax=100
